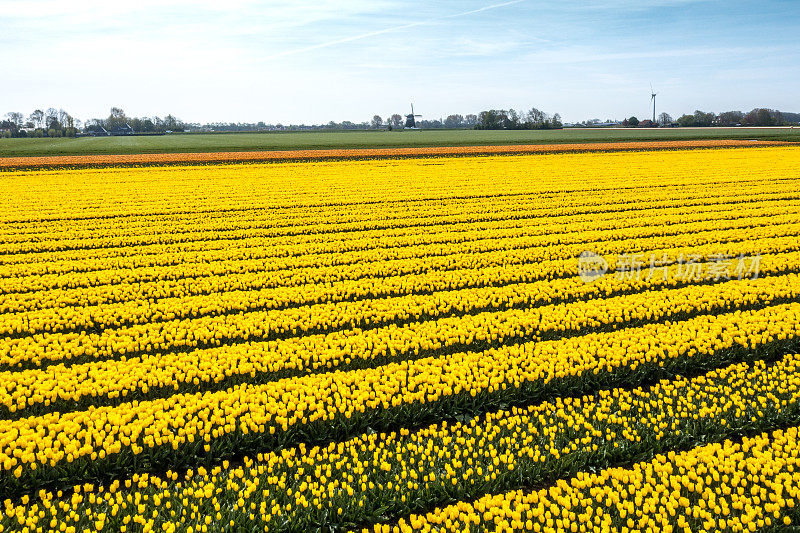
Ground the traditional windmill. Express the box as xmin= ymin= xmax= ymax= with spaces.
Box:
xmin=404 ymin=103 xmax=422 ymax=129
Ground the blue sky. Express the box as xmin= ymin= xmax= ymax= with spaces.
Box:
xmin=2 ymin=0 xmax=798 ymax=124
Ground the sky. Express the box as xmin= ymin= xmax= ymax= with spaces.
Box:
xmin=2 ymin=0 xmax=799 ymax=124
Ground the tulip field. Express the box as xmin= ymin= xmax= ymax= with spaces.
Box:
xmin=1 ymin=144 xmax=800 ymax=532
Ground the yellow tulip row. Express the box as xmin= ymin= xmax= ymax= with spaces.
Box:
xmin=0 ymin=300 xmax=798 ymax=494
xmin=3 ymin=211 xmax=798 ymax=338
xmin=5 ymin=148 xmax=798 ymax=222
xmin=3 ymin=193 xmax=794 ymax=292
xmin=5 ymin=195 xmax=596 ymax=256
xmin=2 ymin=222 xmax=793 ymax=327
xmin=3 ymin=178 xmax=795 ymax=255
xmin=4 ymin=154 xmax=797 ymax=269
xmin=7 ymin=155 xmax=792 ymax=232
xmin=3 ymin=209 xmax=797 ymax=324
xmin=4 ymin=348 xmax=799 ymax=532
xmin=1 ymin=240 xmax=795 ymax=370
xmin=3 ymin=192 xmax=768 ymax=274
xmin=4 ymin=265 xmax=799 ymax=416
xmin=2 ymin=186 xmax=706 ymax=250
xmin=4 ymin=181 xmax=778 ymax=271
xmin=387 ymin=425 xmax=800 ymax=533
xmin=1 ymin=191 xmax=544 ymax=243
xmin=16 ymin=201 xmax=799 ymax=312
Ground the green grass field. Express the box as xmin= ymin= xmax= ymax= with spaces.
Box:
xmin=1 ymin=127 xmax=798 ymax=157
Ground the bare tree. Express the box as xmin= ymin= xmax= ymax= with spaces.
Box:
xmin=5 ymin=112 xmax=23 ymax=127
xmin=45 ymin=108 xmax=59 ymax=129
xmin=29 ymin=109 xmax=44 ymax=129
xmin=58 ymin=109 xmax=73 ymax=129
xmin=444 ymin=114 xmax=464 ymax=128
xmin=717 ymin=111 xmax=744 ymax=126
xmin=657 ymin=112 xmax=673 ymax=126
xmin=108 ymin=107 xmax=127 ymax=129
xmin=371 ymin=115 xmax=383 ymax=129
xmin=525 ymin=107 xmax=547 ymax=126
xmin=389 ymin=114 xmax=403 ymax=127
xmin=742 ymin=108 xmax=782 ymax=126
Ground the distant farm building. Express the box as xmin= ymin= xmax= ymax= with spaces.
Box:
xmin=87 ymin=127 xmax=110 ymax=136
xmin=110 ymin=124 xmax=135 ymax=136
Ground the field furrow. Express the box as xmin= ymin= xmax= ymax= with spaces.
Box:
xmin=4 ymin=351 xmax=799 ymax=531
xmin=1 ymin=299 xmax=798 ymax=496
xmin=383 ymin=425 xmax=800 ymax=532
xmin=3 ymin=260 xmax=800 ymax=417
xmin=2 ymin=189 xmax=797 ymax=275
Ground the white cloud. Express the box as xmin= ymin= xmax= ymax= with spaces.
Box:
xmin=256 ymin=0 xmax=528 ymax=61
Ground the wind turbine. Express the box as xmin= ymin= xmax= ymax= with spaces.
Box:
xmin=650 ymin=84 xmax=658 ymax=124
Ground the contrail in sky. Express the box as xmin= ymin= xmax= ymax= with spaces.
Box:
xmin=262 ymin=0 xmax=526 ymax=60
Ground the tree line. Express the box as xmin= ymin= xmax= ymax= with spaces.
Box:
xmin=370 ymin=109 xmax=562 ymax=130
xmin=3 ymin=106 xmax=797 ymax=138
xmin=83 ymin=108 xmax=185 ymax=134
xmin=0 ymin=107 xmax=186 ymax=138
xmin=1 ymin=106 xmax=562 ymax=136
xmin=473 ymin=108 xmax=562 ymax=130
xmin=1 ymin=108 xmax=77 ymax=138
xmin=621 ymin=108 xmax=797 ymax=128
